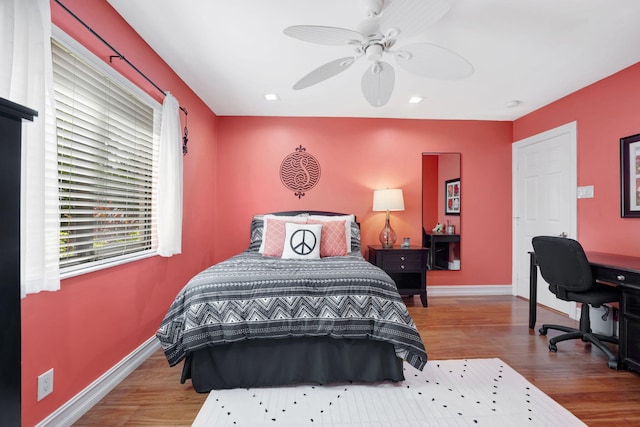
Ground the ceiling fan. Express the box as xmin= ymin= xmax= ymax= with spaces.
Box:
xmin=283 ymin=0 xmax=473 ymax=107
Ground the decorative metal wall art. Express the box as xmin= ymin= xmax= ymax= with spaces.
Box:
xmin=280 ymin=145 xmax=321 ymax=198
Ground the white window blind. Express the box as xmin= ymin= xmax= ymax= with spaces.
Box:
xmin=52 ymin=39 xmax=159 ymax=273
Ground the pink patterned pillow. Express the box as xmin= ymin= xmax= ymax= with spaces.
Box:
xmin=308 ymin=219 xmax=347 ymax=257
xmin=262 ymin=217 xmax=307 ymax=257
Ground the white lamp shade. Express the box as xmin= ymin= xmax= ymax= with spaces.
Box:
xmin=373 ymin=188 xmax=405 ymax=211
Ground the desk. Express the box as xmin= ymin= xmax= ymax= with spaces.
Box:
xmin=423 ymin=231 xmax=460 ymax=270
xmin=529 ymin=251 xmax=640 ymax=371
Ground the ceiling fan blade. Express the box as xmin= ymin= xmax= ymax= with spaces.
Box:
xmin=395 ymin=43 xmax=473 ymax=80
xmin=284 ymin=25 xmax=363 ymax=46
xmin=380 ymin=0 xmax=453 ymax=39
xmin=293 ymin=57 xmax=357 ymax=90
xmin=361 ymin=61 xmax=395 ymax=107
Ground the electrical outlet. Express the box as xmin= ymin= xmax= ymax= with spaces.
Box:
xmin=37 ymin=368 xmax=54 ymax=401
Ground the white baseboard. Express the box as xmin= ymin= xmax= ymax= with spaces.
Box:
xmin=36 ymin=336 xmax=160 ymax=427
xmin=427 ymin=284 xmax=513 ymax=297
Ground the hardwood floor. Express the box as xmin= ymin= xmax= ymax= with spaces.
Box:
xmin=74 ymin=295 xmax=640 ymax=426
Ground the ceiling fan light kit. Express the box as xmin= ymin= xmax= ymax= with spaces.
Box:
xmin=283 ymin=0 xmax=473 ymax=108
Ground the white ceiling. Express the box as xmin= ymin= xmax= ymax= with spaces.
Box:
xmin=105 ymin=0 xmax=640 ymax=121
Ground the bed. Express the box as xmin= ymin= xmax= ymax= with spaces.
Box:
xmin=156 ymin=211 xmax=427 ymax=392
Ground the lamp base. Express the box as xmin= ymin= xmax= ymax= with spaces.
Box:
xmin=379 ymin=211 xmax=397 ymax=248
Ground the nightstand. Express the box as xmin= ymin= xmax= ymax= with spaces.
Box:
xmin=368 ymin=245 xmax=428 ymax=307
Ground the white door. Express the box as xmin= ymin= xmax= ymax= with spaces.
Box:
xmin=512 ymin=122 xmax=577 ymax=316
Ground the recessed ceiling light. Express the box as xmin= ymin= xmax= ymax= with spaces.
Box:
xmin=505 ymin=100 xmax=522 ymax=108
xmin=264 ymin=93 xmax=279 ymax=101
xmin=409 ymin=96 xmax=423 ymax=104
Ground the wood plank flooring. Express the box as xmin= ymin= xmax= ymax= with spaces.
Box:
xmin=74 ymin=295 xmax=640 ymax=426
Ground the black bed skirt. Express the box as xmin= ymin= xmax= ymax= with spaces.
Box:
xmin=181 ymin=337 xmax=405 ymax=392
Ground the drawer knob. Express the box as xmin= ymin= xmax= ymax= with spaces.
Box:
xmin=401 ymin=265 xmax=405 ymax=270
xmin=400 ymin=256 xmax=405 ymax=261
xmin=617 ymin=275 xmax=626 ymax=281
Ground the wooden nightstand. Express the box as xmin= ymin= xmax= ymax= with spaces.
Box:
xmin=368 ymin=245 xmax=428 ymax=307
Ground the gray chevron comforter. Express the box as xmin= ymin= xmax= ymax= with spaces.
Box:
xmin=157 ymin=251 xmax=427 ymax=370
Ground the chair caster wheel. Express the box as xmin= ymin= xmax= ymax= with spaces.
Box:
xmin=539 ymin=327 xmax=548 ymax=335
xmin=608 ymin=360 xmax=619 ymax=369
xmin=549 ymin=343 xmax=557 ymax=352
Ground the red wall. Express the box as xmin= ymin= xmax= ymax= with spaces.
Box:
xmin=514 ymin=62 xmax=640 ymax=255
xmin=215 ymin=117 xmax=514 ymax=286
xmin=22 ymin=2 xmax=219 ymax=426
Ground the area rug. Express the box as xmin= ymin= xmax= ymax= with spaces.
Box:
xmin=192 ymin=358 xmax=585 ymax=426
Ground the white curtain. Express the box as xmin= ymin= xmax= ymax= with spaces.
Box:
xmin=1 ymin=0 xmax=61 ymax=296
xmin=157 ymin=93 xmax=183 ymax=256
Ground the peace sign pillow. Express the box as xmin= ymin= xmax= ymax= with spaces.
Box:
xmin=281 ymin=223 xmax=322 ymax=260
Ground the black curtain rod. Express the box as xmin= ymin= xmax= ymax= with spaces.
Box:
xmin=53 ymin=0 xmax=187 ymax=116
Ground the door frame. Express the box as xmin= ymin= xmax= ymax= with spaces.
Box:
xmin=511 ymin=121 xmax=578 ymax=317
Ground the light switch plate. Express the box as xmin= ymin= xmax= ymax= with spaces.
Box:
xmin=577 ymin=185 xmax=594 ymax=198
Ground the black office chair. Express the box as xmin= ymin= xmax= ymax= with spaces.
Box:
xmin=531 ymin=236 xmax=621 ymax=369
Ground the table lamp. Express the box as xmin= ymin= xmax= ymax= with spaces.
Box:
xmin=373 ymin=188 xmax=405 ymax=248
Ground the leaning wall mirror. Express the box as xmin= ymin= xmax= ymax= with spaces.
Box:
xmin=422 ymin=152 xmax=461 ymax=270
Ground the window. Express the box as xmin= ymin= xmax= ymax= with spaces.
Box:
xmin=52 ymin=34 xmax=161 ymax=276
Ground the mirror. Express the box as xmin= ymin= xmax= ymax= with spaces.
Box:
xmin=422 ymin=153 xmax=461 ymax=270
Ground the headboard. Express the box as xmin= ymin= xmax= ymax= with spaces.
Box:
xmin=270 ymin=211 xmax=358 ymax=226
xmin=272 ymin=210 xmax=347 ymax=217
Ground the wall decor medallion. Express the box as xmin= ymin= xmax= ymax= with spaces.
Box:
xmin=280 ymin=145 xmax=321 ymax=198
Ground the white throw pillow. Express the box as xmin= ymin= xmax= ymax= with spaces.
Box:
xmin=281 ymin=223 xmax=322 ymax=260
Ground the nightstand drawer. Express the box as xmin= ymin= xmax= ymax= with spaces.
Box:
xmin=381 ymin=252 xmax=423 ymax=272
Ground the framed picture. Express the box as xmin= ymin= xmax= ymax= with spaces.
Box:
xmin=620 ymin=133 xmax=640 ymax=218
xmin=445 ymin=178 xmax=460 ymax=215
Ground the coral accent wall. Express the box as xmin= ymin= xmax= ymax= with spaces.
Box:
xmin=22 ymin=2 xmax=219 ymax=426
xmin=215 ymin=117 xmax=513 ymax=286
xmin=514 ymin=62 xmax=640 ymax=255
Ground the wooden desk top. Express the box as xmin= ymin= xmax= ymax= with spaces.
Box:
xmin=586 ymin=251 xmax=640 ymax=275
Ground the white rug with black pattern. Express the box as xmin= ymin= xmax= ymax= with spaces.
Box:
xmin=192 ymin=358 xmax=586 ymax=426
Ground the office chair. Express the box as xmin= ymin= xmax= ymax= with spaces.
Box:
xmin=531 ymin=236 xmax=621 ymax=369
